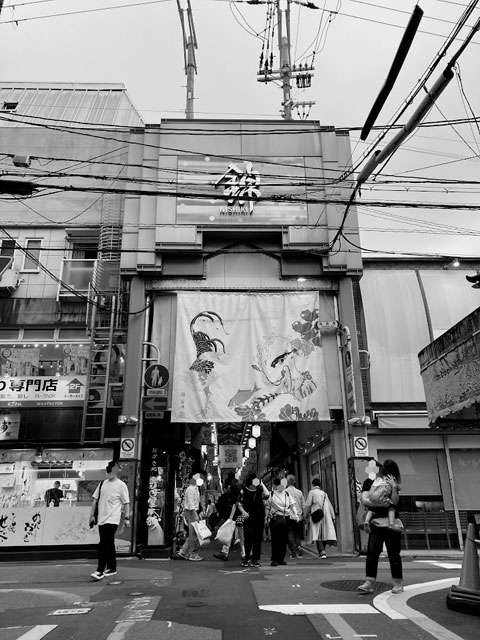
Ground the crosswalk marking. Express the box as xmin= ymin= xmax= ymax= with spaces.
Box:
xmin=324 ymin=614 xmax=378 ymax=640
xmin=15 ymin=626 xmax=57 ymax=640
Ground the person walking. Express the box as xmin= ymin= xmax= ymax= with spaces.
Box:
xmin=304 ymin=478 xmax=336 ymax=558
xmin=89 ymin=460 xmax=130 ymax=580
xmin=214 ymin=478 xmax=248 ymax=561
xmin=358 ymin=459 xmax=404 ymax=594
xmin=285 ymin=474 xmax=305 ymax=558
xmin=266 ymin=478 xmax=297 ymax=566
xmin=240 ymin=474 xmax=269 ymax=567
xmin=176 ymin=475 xmax=203 ymax=562
xmin=205 ymin=499 xmax=216 ymax=531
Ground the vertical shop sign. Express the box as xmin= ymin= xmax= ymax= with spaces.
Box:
xmin=146 ymin=447 xmax=164 ymax=545
xmin=344 ymin=340 xmax=357 ymax=417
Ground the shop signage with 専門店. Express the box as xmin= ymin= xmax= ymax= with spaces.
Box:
xmin=0 ymin=376 xmax=86 ymax=407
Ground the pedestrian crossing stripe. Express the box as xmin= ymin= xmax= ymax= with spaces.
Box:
xmin=259 ymin=604 xmax=378 ymax=614
xmin=1 ymin=626 xmax=57 ymax=640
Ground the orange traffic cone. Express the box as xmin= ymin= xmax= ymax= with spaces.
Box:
xmin=446 ymin=523 xmax=480 ymax=615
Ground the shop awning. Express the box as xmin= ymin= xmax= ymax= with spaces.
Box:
xmin=418 ymin=306 xmax=480 ymax=422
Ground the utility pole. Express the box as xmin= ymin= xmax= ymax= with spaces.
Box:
xmin=256 ymin=0 xmax=318 ymax=120
xmin=177 ymin=0 xmax=198 ymax=119
xmin=278 ymin=3 xmax=293 ymax=120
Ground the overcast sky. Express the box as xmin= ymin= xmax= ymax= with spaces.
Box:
xmin=1 ymin=0 xmax=480 ymax=260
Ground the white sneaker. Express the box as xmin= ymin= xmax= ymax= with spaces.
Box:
xmin=188 ymin=553 xmax=203 ymax=562
xmin=391 ymin=581 xmax=404 ymax=594
xmin=104 ymin=569 xmax=117 ymax=576
xmin=357 ymin=579 xmax=375 ymax=593
xmin=91 ymin=571 xmax=104 ymax=580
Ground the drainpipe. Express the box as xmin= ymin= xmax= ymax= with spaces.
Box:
xmin=130 ymin=292 xmax=152 ymax=557
xmin=334 ymin=299 xmax=352 ymax=461
xmin=333 ymin=298 xmax=356 ymax=554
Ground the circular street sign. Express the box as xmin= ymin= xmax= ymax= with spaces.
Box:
xmin=144 ymin=364 xmax=169 ymax=389
xmin=120 ymin=438 xmax=135 ymax=459
xmin=354 ymin=437 xmax=367 ymax=451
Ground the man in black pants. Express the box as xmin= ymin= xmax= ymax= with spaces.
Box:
xmin=89 ymin=460 xmax=130 ymax=580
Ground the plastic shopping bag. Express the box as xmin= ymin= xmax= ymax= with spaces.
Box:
xmin=192 ymin=519 xmax=212 ymax=541
xmin=215 ymin=518 xmax=236 ymax=546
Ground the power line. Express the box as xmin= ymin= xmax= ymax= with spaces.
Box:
xmin=0 ymin=0 xmax=171 ymax=24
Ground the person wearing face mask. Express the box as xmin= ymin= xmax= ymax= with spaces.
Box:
xmin=266 ymin=478 xmax=298 ymax=566
xmin=89 ymin=460 xmax=130 ymax=580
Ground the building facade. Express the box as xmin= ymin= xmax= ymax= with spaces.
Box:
xmin=118 ymin=120 xmax=365 ymax=556
xmin=0 ymin=83 xmax=143 ymax=557
xmin=2 ymin=88 xmax=478 ymax=558
xmin=354 ymin=258 xmax=480 ymax=552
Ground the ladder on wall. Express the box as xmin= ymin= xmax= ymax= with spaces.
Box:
xmin=81 ymin=295 xmax=116 ymax=443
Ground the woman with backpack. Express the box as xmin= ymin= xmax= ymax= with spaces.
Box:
xmin=304 ymin=478 xmax=336 ymax=558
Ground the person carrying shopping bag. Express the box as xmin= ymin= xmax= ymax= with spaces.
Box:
xmin=175 ymin=475 xmax=203 ymax=562
xmin=214 ymin=478 xmax=247 ymax=561
xmin=304 ymin=478 xmax=336 ymax=558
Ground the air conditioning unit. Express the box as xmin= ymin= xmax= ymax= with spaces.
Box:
xmin=0 ymin=269 xmax=21 ymax=296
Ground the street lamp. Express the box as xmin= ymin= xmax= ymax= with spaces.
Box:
xmin=252 ymin=424 xmax=261 ymax=438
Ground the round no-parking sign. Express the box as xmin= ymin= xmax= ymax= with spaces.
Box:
xmin=120 ymin=437 xmax=135 ymax=459
xmin=353 ymin=436 xmax=369 ymax=457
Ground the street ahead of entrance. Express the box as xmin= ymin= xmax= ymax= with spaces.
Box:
xmin=0 ymin=545 xmax=477 ymax=640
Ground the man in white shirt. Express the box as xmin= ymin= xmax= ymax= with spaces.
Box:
xmin=285 ymin=475 xmax=305 ymax=558
xmin=176 ymin=475 xmax=203 ymax=561
xmin=89 ymin=460 xmax=130 ymax=580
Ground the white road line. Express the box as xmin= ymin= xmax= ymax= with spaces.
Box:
xmin=106 ymin=595 xmax=162 ymax=640
xmin=414 ymin=561 xmax=462 ymax=570
xmin=324 ymin=613 xmax=375 ymax=640
xmin=16 ymin=626 xmax=57 ymax=640
xmin=105 ymin=621 xmax=136 ymax=640
xmin=373 ymin=577 xmax=459 ymax=622
xmin=259 ymin=604 xmax=378 ymax=615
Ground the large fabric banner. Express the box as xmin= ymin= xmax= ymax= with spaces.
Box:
xmin=172 ymin=292 xmax=330 ymax=423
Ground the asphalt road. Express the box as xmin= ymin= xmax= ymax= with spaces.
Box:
xmin=0 ymin=545 xmax=478 ymax=640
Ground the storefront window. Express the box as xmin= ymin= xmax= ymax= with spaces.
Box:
xmin=449 ymin=450 xmax=480 ymax=510
xmin=0 ymin=450 xmax=134 ymax=549
xmin=0 ymin=343 xmax=88 ymax=377
xmin=378 ymin=450 xmax=445 ymax=511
